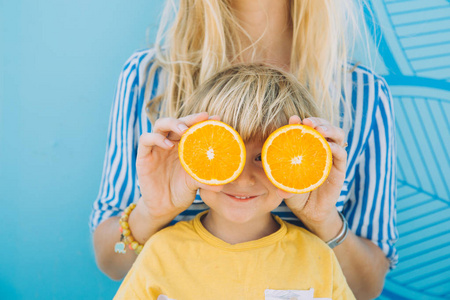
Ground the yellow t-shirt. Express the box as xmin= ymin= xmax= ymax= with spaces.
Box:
xmin=115 ymin=212 xmax=355 ymax=300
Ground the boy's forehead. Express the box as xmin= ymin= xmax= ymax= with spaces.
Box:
xmin=244 ymin=140 xmax=264 ymax=151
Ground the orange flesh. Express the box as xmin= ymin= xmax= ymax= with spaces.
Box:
xmin=266 ymin=129 xmax=329 ymax=190
xmin=181 ymin=123 xmax=243 ymax=181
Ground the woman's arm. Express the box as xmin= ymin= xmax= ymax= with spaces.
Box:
xmin=332 ymin=76 xmax=396 ymax=299
xmin=93 ymin=198 xmax=180 ymax=280
xmin=305 ymin=210 xmax=390 ymax=299
xmin=90 ymin=52 xmax=144 ymax=279
xmin=91 ymin=50 xmax=195 ymax=279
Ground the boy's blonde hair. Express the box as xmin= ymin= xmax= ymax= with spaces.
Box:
xmin=147 ymin=0 xmax=374 ymax=133
xmin=177 ymin=64 xmax=320 ymax=143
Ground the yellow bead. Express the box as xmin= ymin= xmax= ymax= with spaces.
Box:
xmin=136 ymin=245 xmax=143 ymax=254
xmin=127 ymin=236 xmax=135 ymax=244
xmin=130 ymin=203 xmax=136 ymax=209
xmin=123 ymin=229 xmax=131 ymax=236
xmin=121 ymin=222 xmax=129 ymax=229
xmin=130 ymin=241 xmax=139 ymax=250
xmin=121 ymin=215 xmax=129 ymax=222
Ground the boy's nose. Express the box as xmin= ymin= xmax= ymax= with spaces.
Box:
xmin=230 ymin=163 xmax=255 ymax=187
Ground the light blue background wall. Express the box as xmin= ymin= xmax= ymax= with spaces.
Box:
xmin=1 ymin=1 xmax=163 ymax=299
xmin=1 ymin=1 xmax=449 ymax=299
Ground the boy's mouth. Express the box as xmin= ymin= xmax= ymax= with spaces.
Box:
xmin=224 ymin=193 xmax=258 ymax=201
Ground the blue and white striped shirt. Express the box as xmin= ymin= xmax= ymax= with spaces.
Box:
xmin=90 ymin=49 xmax=398 ymax=268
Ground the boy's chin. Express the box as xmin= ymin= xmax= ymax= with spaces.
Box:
xmin=220 ymin=209 xmax=272 ymax=226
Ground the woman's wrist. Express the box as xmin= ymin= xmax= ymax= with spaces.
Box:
xmin=302 ymin=209 xmax=343 ymax=242
xmin=128 ymin=198 xmax=178 ymax=244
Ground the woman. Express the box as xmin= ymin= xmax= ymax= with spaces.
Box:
xmin=91 ymin=1 xmax=397 ymax=298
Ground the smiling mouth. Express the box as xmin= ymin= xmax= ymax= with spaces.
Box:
xmin=224 ymin=193 xmax=258 ymax=201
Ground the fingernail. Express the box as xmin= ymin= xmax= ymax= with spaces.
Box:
xmin=178 ymin=124 xmax=188 ymax=133
xmin=164 ymin=139 xmax=174 ymax=147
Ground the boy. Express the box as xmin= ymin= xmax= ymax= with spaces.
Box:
xmin=114 ymin=64 xmax=355 ymax=300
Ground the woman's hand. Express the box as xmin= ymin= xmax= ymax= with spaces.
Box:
xmin=279 ymin=116 xmax=348 ymax=240
xmin=136 ymin=112 xmax=222 ymax=220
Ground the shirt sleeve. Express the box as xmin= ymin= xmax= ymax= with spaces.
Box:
xmin=114 ymin=233 xmax=170 ymax=300
xmin=331 ymin=250 xmax=356 ymax=300
xmin=343 ymin=74 xmax=399 ymax=269
xmin=89 ymin=51 xmax=150 ymax=232
xmin=113 ymin=249 xmax=155 ymax=300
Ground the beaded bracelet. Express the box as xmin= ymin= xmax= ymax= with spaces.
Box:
xmin=114 ymin=203 xmax=144 ymax=255
xmin=326 ymin=211 xmax=349 ymax=249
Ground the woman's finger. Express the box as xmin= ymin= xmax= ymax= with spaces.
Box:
xmin=137 ymin=132 xmax=174 ymax=157
xmin=167 ymin=112 xmax=211 ymax=140
xmin=302 ymin=117 xmax=330 ymax=128
xmin=179 ymin=112 xmax=210 ymax=127
xmin=152 ymin=112 xmax=210 ymax=141
xmin=328 ymin=142 xmax=347 ymax=173
xmin=303 ymin=117 xmax=345 ymax=147
xmin=153 ymin=117 xmax=188 ymax=139
xmin=289 ymin=115 xmax=302 ymax=125
xmin=316 ymin=125 xmax=346 ymax=146
xmin=208 ymin=115 xmax=221 ymax=121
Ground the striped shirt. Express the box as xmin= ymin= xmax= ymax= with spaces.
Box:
xmin=90 ymin=48 xmax=398 ymax=268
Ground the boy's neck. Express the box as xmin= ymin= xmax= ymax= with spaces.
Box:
xmin=201 ymin=211 xmax=281 ymax=244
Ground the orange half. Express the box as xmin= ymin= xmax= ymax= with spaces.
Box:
xmin=178 ymin=120 xmax=246 ymax=185
xmin=262 ymin=124 xmax=332 ymax=194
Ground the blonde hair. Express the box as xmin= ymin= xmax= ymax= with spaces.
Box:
xmin=147 ymin=0 xmax=374 ymax=132
xmin=177 ymin=64 xmax=320 ymax=143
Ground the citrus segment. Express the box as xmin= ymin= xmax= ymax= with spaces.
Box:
xmin=178 ymin=120 xmax=246 ymax=185
xmin=262 ymin=124 xmax=332 ymax=194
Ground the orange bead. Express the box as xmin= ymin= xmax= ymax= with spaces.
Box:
xmin=130 ymin=241 xmax=139 ymax=250
xmin=117 ymin=203 xmax=142 ymax=255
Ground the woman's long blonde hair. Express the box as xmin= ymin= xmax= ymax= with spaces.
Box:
xmin=146 ymin=0 xmax=374 ymax=132
xmin=178 ymin=64 xmax=321 ymax=142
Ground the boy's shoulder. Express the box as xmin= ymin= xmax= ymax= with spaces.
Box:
xmin=137 ymin=218 xmax=199 ymax=261
xmin=149 ymin=218 xmax=198 ymax=245
xmin=282 ymin=221 xmax=333 ymax=253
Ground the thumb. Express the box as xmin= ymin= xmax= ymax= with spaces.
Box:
xmin=283 ymin=191 xmax=310 ymax=211
xmin=184 ymin=172 xmax=224 ymax=193
xmin=197 ymin=182 xmax=224 ymax=193
xmin=276 ymin=189 xmax=293 ymax=200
